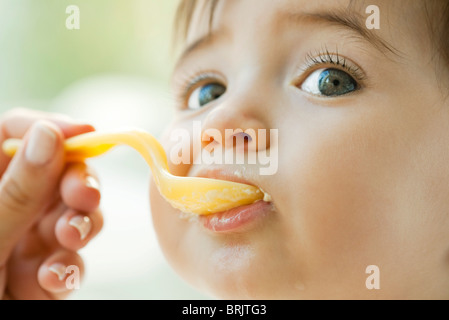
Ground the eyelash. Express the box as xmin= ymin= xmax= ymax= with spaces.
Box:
xmin=173 ymin=47 xmax=366 ymax=108
xmin=300 ymin=48 xmax=366 ymax=84
xmin=173 ymin=70 xmax=225 ymax=110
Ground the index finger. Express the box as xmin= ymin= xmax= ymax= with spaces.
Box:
xmin=0 ymin=108 xmax=94 ymax=139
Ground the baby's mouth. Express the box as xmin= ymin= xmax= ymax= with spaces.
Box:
xmin=190 ymin=167 xmax=274 ymax=233
xmin=193 ymin=167 xmax=272 ymax=201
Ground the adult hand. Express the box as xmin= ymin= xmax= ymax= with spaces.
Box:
xmin=0 ymin=108 xmax=104 ymax=299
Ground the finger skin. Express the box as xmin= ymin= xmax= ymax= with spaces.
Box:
xmin=0 ymin=108 xmax=94 ymax=139
xmin=0 ymin=121 xmax=65 ymax=264
xmin=55 ymin=208 xmax=104 ymax=251
xmin=0 ymin=109 xmax=96 ymax=300
xmin=37 ymin=250 xmax=84 ymax=296
xmin=36 ymin=200 xmax=67 ymax=249
xmin=0 ymin=108 xmax=95 ymax=175
xmin=60 ymin=163 xmax=101 ymax=213
xmin=37 ymin=199 xmax=104 ymax=251
xmin=0 ymin=265 xmax=5 ymax=297
xmin=6 ymin=242 xmax=84 ymax=299
xmin=5 ymin=232 xmax=48 ymax=300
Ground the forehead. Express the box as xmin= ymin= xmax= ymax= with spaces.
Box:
xmin=183 ymin=0 xmax=426 ymax=51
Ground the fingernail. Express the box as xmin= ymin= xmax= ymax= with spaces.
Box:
xmin=85 ymin=175 xmax=100 ymax=191
xmin=48 ymin=263 xmax=67 ymax=281
xmin=69 ymin=215 xmax=92 ymax=240
xmin=25 ymin=122 xmax=57 ymax=165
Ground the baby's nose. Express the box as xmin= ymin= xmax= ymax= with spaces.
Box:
xmin=200 ymin=103 xmax=270 ymax=152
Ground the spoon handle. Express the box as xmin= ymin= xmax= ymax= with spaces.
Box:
xmin=2 ymin=130 xmax=169 ymax=174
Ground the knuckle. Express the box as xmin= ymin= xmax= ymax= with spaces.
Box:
xmin=0 ymin=175 xmax=32 ymax=212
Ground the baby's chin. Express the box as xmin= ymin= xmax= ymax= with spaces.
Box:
xmin=149 ymin=183 xmax=298 ymax=299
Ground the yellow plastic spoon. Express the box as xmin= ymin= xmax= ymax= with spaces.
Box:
xmin=2 ymin=129 xmax=266 ymax=215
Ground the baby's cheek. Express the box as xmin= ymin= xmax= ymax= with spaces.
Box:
xmin=149 ymin=175 xmax=213 ymax=289
xmin=159 ymin=122 xmax=195 ymax=178
xmin=149 ymin=180 xmax=189 ymax=279
xmin=278 ymin=116 xmax=402 ymax=286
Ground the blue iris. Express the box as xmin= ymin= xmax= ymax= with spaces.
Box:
xmin=197 ymin=83 xmax=226 ymax=107
xmin=318 ymin=69 xmax=357 ymax=96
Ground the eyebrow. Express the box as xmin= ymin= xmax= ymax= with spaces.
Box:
xmin=293 ymin=10 xmax=400 ymax=57
xmin=175 ymin=8 xmax=401 ymax=71
xmin=174 ymin=29 xmax=225 ymax=71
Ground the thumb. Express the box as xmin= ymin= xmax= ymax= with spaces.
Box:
xmin=0 ymin=121 xmax=64 ymax=263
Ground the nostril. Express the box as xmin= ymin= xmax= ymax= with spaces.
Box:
xmin=202 ymin=126 xmax=270 ymax=153
xmin=234 ymin=132 xmax=252 ymax=143
xmin=202 ymin=135 xmax=217 ymax=152
xmin=230 ymin=131 xmax=253 ymax=152
xmin=201 ymin=128 xmax=224 ymax=153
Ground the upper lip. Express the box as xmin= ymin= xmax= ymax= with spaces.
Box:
xmin=192 ymin=167 xmax=260 ymax=188
xmin=189 ymin=166 xmax=273 ymax=206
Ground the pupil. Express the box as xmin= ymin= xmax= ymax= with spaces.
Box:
xmin=199 ymin=83 xmax=226 ymax=106
xmin=318 ymin=69 xmax=356 ymax=97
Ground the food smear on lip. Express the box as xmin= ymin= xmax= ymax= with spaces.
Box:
xmin=260 ymin=188 xmax=272 ymax=202
xmin=2 ymin=129 xmax=272 ymax=216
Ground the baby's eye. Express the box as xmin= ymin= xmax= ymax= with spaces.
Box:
xmin=187 ymin=83 xmax=226 ymax=110
xmin=301 ymin=68 xmax=358 ymax=97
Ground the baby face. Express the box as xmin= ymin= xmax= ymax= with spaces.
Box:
xmin=150 ymin=0 xmax=449 ymax=299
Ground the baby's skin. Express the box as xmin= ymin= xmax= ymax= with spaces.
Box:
xmin=0 ymin=108 xmax=103 ymax=299
xmin=150 ymin=0 xmax=449 ymax=299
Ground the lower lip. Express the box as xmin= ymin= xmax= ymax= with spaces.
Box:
xmin=200 ymin=200 xmax=272 ymax=233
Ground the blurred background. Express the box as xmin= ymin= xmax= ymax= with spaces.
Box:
xmin=0 ymin=0 xmax=209 ymax=299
